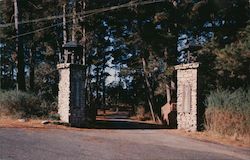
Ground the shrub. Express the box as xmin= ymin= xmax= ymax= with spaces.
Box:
xmin=0 ymin=90 xmax=55 ymax=119
xmin=35 ymin=63 xmax=58 ymax=102
xmin=135 ymin=105 xmax=145 ymax=120
xmin=205 ymin=88 xmax=250 ymax=138
xmin=134 ymin=105 xmax=154 ymax=121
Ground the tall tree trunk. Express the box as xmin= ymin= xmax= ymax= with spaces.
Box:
xmin=62 ymin=3 xmax=67 ymax=62
xmin=72 ymin=1 xmax=76 ymax=42
xmin=0 ymin=48 xmax=2 ymax=89
xmin=102 ymin=78 xmax=106 ymax=114
xmin=102 ymin=56 xmax=106 ymax=114
xmin=86 ymin=66 xmax=91 ymax=106
xmin=81 ymin=0 xmax=88 ymax=118
xmin=96 ymin=67 xmax=100 ymax=108
xmin=141 ymin=56 xmax=156 ymax=122
xmin=82 ymin=0 xmax=86 ymax=65
xmin=63 ymin=3 xmax=67 ymax=45
xmin=14 ymin=0 xmax=25 ymax=91
xmin=29 ymin=49 xmax=34 ymax=91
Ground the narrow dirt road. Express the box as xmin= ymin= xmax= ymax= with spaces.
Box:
xmin=0 ymin=122 xmax=249 ymax=160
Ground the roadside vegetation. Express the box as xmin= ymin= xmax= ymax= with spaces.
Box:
xmin=200 ymin=21 xmax=250 ymax=142
xmin=0 ymin=90 xmax=57 ymax=119
xmin=205 ymin=88 xmax=250 ymax=142
xmin=0 ymin=0 xmax=249 ymax=144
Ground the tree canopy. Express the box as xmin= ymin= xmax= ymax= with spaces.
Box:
xmin=0 ymin=0 xmax=249 ymax=117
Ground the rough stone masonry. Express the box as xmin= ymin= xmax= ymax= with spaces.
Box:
xmin=175 ymin=63 xmax=199 ymax=131
xmin=57 ymin=63 xmax=86 ymax=127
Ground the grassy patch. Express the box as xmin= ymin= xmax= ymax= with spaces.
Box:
xmin=205 ymin=88 xmax=250 ymax=140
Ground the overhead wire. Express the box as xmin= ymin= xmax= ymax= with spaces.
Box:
xmin=1 ymin=0 xmax=165 ymax=29
xmin=0 ymin=0 xmax=152 ymax=28
xmin=8 ymin=11 xmax=97 ymax=40
xmin=7 ymin=0 xmax=166 ymax=39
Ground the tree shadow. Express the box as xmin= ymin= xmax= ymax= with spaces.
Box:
xmin=93 ymin=110 xmax=177 ymax=129
xmin=94 ymin=119 xmax=171 ymax=129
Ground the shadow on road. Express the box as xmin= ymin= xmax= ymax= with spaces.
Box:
xmin=94 ymin=119 xmax=170 ymax=129
xmin=94 ymin=111 xmax=171 ymax=129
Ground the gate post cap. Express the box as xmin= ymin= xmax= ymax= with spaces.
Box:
xmin=174 ymin=63 xmax=199 ymax=70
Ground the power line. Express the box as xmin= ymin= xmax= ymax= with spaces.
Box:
xmin=0 ymin=0 xmax=59 ymax=8
xmin=8 ymin=12 xmax=96 ymax=40
xmin=0 ymin=0 xmax=139 ymax=27
xmin=0 ymin=0 xmax=165 ymax=28
xmin=7 ymin=0 xmax=166 ymax=39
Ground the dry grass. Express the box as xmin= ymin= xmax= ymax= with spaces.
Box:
xmin=0 ymin=118 xmax=47 ymax=129
xmin=204 ymin=88 xmax=250 ymax=145
xmin=132 ymin=106 xmax=153 ymax=121
xmin=205 ymin=108 xmax=250 ymax=137
xmin=0 ymin=118 xmax=73 ymax=130
xmin=170 ymin=129 xmax=250 ymax=148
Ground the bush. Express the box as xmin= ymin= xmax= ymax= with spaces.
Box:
xmin=205 ymin=88 xmax=250 ymax=138
xmin=135 ymin=105 xmax=145 ymax=120
xmin=134 ymin=105 xmax=153 ymax=121
xmin=0 ymin=90 xmax=55 ymax=119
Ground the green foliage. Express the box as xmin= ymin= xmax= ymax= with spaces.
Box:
xmin=0 ymin=90 xmax=44 ymax=118
xmin=205 ymin=88 xmax=250 ymax=113
xmin=198 ymin=21 xmax=250 ymax=91
xmin=205 ymin=88 xmax=250 ymax=137
xmin=214 ymin=22 xmax=250 ymax=87
xmin=34 ymin=63 xmax=58 ymax=102
xmin=0 ymin=0 xmax=249 ymax=120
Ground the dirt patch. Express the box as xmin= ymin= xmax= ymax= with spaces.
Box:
xmin=0 ymin=118 xmax=70 ymax=130
xmin=0 ymin=118 xmax=100 ymax=133
xmin=169 ymin=130 xmax=250 ymax=148
xmin=0 ymin=118 xmax=43 ymax=128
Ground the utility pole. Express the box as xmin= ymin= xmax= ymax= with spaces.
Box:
xmin=14 ymin=0 xmax=25 ymax=91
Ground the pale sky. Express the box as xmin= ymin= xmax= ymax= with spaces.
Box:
xmin=105 ymin=57 xmax=120 ymax=85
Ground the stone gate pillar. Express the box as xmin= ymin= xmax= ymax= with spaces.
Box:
xmin=174 ymin=63 xmax=199 ymax=131
xmin=57 ymin=63 xmax=87 ymax=127
xmin=57 ymin=41 xmax=94 ymax=127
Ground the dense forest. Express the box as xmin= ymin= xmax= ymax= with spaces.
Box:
xmin=0 ymin=0 xmax=249 ymax=124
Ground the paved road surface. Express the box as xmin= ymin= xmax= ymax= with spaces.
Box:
xmin=0 ymin=120 xmax=249 ymax=160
